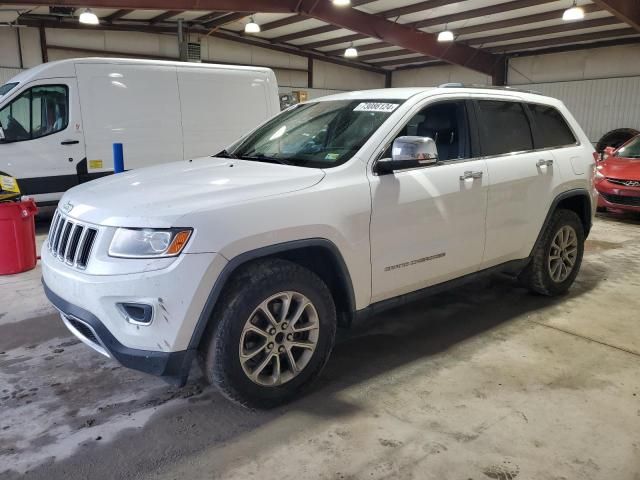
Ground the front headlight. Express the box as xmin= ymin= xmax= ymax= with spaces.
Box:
xmin=109 ymin=228 xmax=192 ymax=258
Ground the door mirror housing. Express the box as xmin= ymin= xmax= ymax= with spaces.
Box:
xmin=376 ymin=136 xmax=438 ymax=174
xmin=0 ymin=126 xmax=5 ymax=142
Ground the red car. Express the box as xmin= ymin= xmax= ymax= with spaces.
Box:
xmin=595 ymin=134 xmax=640 ymax=213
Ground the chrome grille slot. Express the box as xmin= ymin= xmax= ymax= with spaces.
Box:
xmin=65 ymin=225 xmax=84 ymax=264
xmin=47 ymin=210 xmax=99 ymax=269
xmin=77 ymin=228 xmax=97 ymax=268
xmin=57 ymin=222 xmax=72 ymax=258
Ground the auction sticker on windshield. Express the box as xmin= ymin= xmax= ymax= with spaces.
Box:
xmin=353 ymin=103 xmax=399 ymax=113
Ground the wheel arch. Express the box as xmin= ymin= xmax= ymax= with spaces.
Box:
xmin=531 ymin=189 xmax=593 ymax=257
xmin=188 ymin=238 xmax=357 ymax=350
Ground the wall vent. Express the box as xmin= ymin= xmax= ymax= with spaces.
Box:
xmin=187 ymin=42 xmax=201 ymax=62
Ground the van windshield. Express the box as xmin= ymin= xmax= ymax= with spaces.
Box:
xmin=224 ymin=99 xmax=404 ymax=168
xmin=0 ymin=82 xmax=18 ymax=97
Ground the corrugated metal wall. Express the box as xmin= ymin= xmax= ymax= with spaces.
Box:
xmin=517 ymin=76 xmax=640 ymax=144
xmin=0 ymin=67 xmax=23 ymax=85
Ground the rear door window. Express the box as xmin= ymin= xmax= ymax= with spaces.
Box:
xmin=476 ymin=100 xmax=533 ymax=156
xmin=527 ymin=103 xmax=577 ymax=148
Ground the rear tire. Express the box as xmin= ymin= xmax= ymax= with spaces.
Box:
xmin=519 ymin=209 xmax=584 ymax=296
xmin=200 ymin=258 xmax=336 ymax=408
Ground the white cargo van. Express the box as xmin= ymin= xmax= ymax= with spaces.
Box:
xmin=0 ymin=58 xmax=280 ymax=206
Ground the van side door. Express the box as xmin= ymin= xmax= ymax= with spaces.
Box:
xmin=474 ymin=98 xmax=567 ymax=268
xmin=0 ymin=78 xmax=84 ymax=205
xmin=368 ymin=98 xmax=489 ymax=304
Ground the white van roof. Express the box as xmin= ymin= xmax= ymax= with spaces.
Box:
xmin=3 ymin=57 xmax=276 ymax=90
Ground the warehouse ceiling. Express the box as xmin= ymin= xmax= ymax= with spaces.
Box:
xmin=3 ymin=0 xmax=640 ymax=80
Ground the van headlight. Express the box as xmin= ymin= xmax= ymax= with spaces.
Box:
xmin=109 ymin=228 xmax=192 ymax=258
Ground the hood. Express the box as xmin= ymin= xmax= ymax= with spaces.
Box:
xmin=61 ymin=157 xmax=325 ymax=227
xmin=600 ymin=156 xmax=640 ymax=181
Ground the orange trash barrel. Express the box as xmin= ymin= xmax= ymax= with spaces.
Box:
xmin=0 ymin=199 xmax=38 ymax=275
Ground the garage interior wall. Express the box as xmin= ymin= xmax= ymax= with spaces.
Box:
xmin=0 ymin=26 xmax=384 ymax=98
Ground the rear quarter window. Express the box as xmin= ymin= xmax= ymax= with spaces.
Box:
xmin=528 ymin=103 xmax=577 ymax=149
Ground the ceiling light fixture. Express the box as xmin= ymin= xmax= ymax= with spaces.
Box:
xmin=344 ymin=44 xmax=358 ymax=58
xmin=245 ymin=17 xmax=261 ymax=33
xmin=79 ymin=8 xmax=99 ymax=25
xmin=332 ymin=0 xmax=351 ymax=6
xmin=562 ymin=1 xmax=585 ymax=21
xmin=437 ymin=29 xmax=454 ymax=42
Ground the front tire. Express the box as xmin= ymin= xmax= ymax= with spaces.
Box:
xmin=519 ymin=209 xmax=585 ymax=296
xmin=200 ymin=258 xmax=336 ymax=408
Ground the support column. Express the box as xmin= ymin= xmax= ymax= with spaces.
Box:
xmin=39 ymin=24 xmax=48 ymax=63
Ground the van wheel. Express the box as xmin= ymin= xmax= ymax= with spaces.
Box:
xmin=200 ymin=258 xmax=336 ymax=408
xmin=519 ymin=209 xmax=584 ymax=296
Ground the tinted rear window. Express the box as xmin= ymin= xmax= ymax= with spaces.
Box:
xmin=528 ymin=103 xmax=576 ymax=148
xmin=477 ymin=100 xmax=533 ymax=156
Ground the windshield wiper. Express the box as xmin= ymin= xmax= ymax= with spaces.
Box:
xmin=237 ymin=154 xmax=293 ymax=166
xmin=215 ymin=149 xmax=237 ymax=159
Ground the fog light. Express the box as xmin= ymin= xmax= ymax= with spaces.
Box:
xmin=118 ymin=303 xmax=153 ymax=325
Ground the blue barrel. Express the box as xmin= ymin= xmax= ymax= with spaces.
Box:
xmin=113 ymin=143 xmax=124 ymax=173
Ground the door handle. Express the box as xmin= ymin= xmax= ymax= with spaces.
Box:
xmin=459 ymin=171 xmax=483 ymax=181
xmin=536 ymin=158 xmax=553 ymax=167
xmin=61 ymin=140 xmax=80 ymax=145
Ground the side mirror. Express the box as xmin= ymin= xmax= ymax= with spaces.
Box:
xmin=603 ymin=146 xmax=616 ymax=158
xmin=0 ymin=126 xmax=4 ymax=141
xmin=376 ymin=136 xmax=438 ymax=174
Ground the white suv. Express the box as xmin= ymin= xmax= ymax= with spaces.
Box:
xmin=42 ymin=86 xmax=597 ymax=407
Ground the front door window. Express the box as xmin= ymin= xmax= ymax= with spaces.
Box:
xmin=0 ymin=85 xmax=68 ymax=143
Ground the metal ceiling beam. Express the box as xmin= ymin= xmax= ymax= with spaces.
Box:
xmin=260 ymin=0 xmax=376 ymax=33
xmin=325 ymin=41 xmax=393 ymax=55
xmin=271 ymin=0 xmax=465 ymax=44
xmin=509 ymin=36 xmax=640 ymax=57
xmin=487 ymin=27 xmax=639 ymax=53
xmin=299 ymin=0 xmax=500 ymax=76
xmin=295 ymin=0 xmax=558 ymax=51
xmin=374 ymin=55 xmax=438 ymax=67
xmin=304 ymin=33 xmax=367 ymax=50
xmin=320 ymin=3 xmax=606 ymax=56
xmin=591 ymin=0 xmax=640 ymax=32
xmin=410 ymin=0 xmax=558 ymax=29
xmin=455 ymin=4 xmax=603 ymax=36
xmin=468 ymin=17 xmax=622 ymax=46
xmin=359 ymin=48 xmax=420 ymax=61
xmin=274 ymin=24 xmax=337 ymax=43
xmin=103 ymin=8 xmax=132 ymax=22
xmin=148 ymin=10 xmax=184 ymax=23
xmin=6 ymin=0 xmax=297 ymax=13
xmin=202 ymin=12 xmax=249 ymax=28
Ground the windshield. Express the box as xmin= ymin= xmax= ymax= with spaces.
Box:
xmin=617 ymin=135 xmax=640 ymax=159
xmin=0 ymin=82 xmax=18 ymax=97
xmin=227 ymin=99 xmax=403 ymax=168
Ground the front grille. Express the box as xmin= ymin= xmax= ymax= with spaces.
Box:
xmin=606 ymin=177 xmax=640 ymax=187
xmin=601 ymin=193 xmax=640 ymax=207
xmin=48 ymin=211 xmax=98 ymax=269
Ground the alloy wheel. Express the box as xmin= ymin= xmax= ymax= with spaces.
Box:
xmin=547 ymin=225 xmax=578 ymax=283
xmin=239 ymin=291 xmax=320 ymax=386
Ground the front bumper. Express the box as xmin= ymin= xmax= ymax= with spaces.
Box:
xmin=596 ymin=181 xmax=640 ymax=212
xmin=43 ymin=280 xmax=195 ymax=385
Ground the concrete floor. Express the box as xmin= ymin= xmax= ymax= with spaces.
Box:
xmin=1 ymin=213 xmax=639 ymax=480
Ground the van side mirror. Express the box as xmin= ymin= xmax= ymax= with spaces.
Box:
xmin=375 ymin=136 xmax=438 ymax=174
xmin=0 ymin=126 xmax=5 ymax=142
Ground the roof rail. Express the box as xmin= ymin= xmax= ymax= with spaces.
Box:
xmin=437 ymin=83 xmax=542 ymax=95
